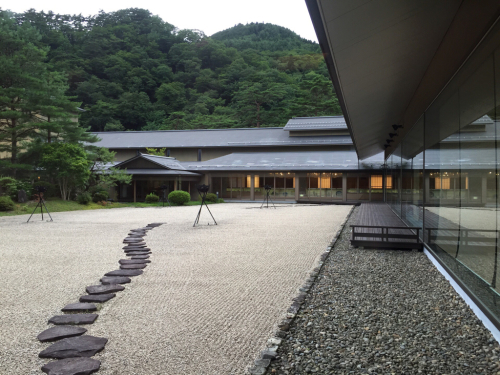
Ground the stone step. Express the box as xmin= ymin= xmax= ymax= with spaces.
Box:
xmin=100 ymin=276 xmax=131 ymax=285
xmin=105 ymin=269 xmax=143 ymax=277
xmin=86 ymin=284 xmax=125 ymax=295
xmin=48 ymin=314 xmax=98 ymax=325
xmin=38 ymin=326 xmax=87 ymax=342
xmin=39 ymin=336 xmax=108 ymax=359
xmin=61 ymin=303 xmax=97 ymax=312
xmin=41 ymin=357 xmax=100 ymax=375
xmin=79 ymin=294 xmax=115 ymax=303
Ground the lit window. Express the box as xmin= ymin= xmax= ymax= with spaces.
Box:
xmin=435 ymin=177 xmax=450 ymax=189
xmin=320 ymin=177 xmax=331 ymax=188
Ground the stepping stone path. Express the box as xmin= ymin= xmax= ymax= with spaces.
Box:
xmin=131 ymin=255 xmax=150 ymax=259
xmin=86 ymin=284 xmax=125 ymax=295
xmin=61 ymin=303 xmax=97 ymax=312
xmin=120 ymin=264 xmax=147 ymax=270
xmin=49 ymin=314 xmax=98 ymax=325
xmin=39 ymin=336 xmax=108 ymax=359
xmin=125 ymin=252 xmax=151 ymax=256
xmin=105 ymin=269 xmax=144 ymax=277
xmin=37 ymin=223 xmax=164 ymax=374
xmin=100 ymin=276 xmax=131 ymax=285
xmin=41 ymin=357 xmax=101 ymax=375
xmin=38 ymin=326 xmax=87 ymax=342
xmin=119 ymin=259 xmax=150 ymax=264
xmin=80 ymin=294 xmax=116 ymax=303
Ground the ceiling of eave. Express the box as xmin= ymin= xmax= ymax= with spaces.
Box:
xmin=317 ymin=0 xmax=462 ymax=159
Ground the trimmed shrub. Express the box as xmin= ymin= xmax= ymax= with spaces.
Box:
xmin=205 ymin=193 xmax=217 ymax=203
xmin=92 ymin=191 xmax=108 ymax=203
xmin=0 ymin=177 xmax=33 ymax=201
xmin=168 ymin=190 xmax=190 ymax=205
xmin=145 ymin=193 xmax=159 ymax=203
xmin=0 ymin=196 xmax=15 ymax=211
xmin=76 ymin=192 xmax=92 ymax=205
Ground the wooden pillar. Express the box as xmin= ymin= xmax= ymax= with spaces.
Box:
xmin=133 ymin=180 xmax=137 ymax=203
xmin=482 ymin=176 xmax=487 ymax=204
xmin=295 ymin=177 xmax=299 ymax=201
xmin=342 ymin=174 xmax=347 ymax=202
xmin=174 ymin=178 xmax=177 ymax=191
xmin=250 ymin=174 xmax=255 ymax=201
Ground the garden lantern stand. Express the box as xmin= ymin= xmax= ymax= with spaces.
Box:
xmin=193 ymin=184 xmax=217 ymax=227
xmin=27 ymin=185 xmax=53 ymax=223
xmin=260 ymin=184 xmax=276 ymax=209
xmin=157 ymin=185 xmax=171 ymax=207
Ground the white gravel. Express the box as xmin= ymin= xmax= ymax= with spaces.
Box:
xmin=0 ymin=203 xmax=352 ymax=375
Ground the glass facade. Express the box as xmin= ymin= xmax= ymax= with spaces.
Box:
xmin=387 ymin=27 xmax=500 ymax=322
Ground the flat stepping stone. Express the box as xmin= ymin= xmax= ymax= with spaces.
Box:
xmin=124 ymin=247 xmax=150 ymax=251
xmin=100 ymin=276 xmax=131 ymax=285
xmin=120 ymin=264 xmax=147 ymax=269
xmin=39 ymin=336 xmax=108 ymax=359
xmin=105 ymin=269 xmax=143 ymax=277
xmin=38 ymin=326 xmax=87 ymax=342
xmin=125 ymin=252 xmax=151 ymax=256
xmin=41 ymin=357 xmax=101 ymax=375
xmin=80 ymin=294 xmax=115 ymax=303
xmin=148 ymin=223 xmax=164 ymax=226
xmin=86 ymin=284 xmax=125 ymax=295
xmin=131 ymin=255 xmax=150 ymax=259
xmin=62 ymin=303 xmax=97 ymax=312
xmin=48 ymin=314 xmax=98 ymax=325
xmin=123 ymin=239 xmax=145 ymax=244
xmin=119 ymin=259 xmax=150 ymax=264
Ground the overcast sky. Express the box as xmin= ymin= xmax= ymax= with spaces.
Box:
xmin=4 ymin=0 xmax=318 ymax=42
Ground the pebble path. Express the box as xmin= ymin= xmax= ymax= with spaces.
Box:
xmin=265 ymin=206 xmax=500 ymax=375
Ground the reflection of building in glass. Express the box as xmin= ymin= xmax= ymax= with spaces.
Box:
xmin=306 ymin=0 xmax=500 ymax=332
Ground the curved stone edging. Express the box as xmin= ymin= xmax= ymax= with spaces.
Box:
xmin=37 ymin=222 xmax=164 ymax=375
xmin=247 ymin=206 xmax=356 ymax=375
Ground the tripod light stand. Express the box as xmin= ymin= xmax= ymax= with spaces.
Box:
xmin=27 ymin=186 xmax=53 ymax=223
xmin=157 ymin=185 xmax=171 ymax=207
xmin=193 ymin=184 xmax=217 ymax=227
xmin=260 ymin=184 xmax=276 ymax=209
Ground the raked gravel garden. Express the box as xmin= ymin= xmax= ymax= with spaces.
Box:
xmin=1 ymin=203 xmax=499 ymax=374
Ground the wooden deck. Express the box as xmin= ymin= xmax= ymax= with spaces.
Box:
xmin=351 ymin=203 xmax=423 ymax=250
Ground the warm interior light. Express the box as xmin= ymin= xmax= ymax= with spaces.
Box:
xmin=435 ymin=177 xmax=450 ymax=189
xmin=320 ymin=177 xmax=331 ymax=188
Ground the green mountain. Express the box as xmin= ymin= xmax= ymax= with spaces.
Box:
xmin=1 ymin=9 xmax=341 ymax=132
xmin=212 ymin=22 xmax=319 ymax=52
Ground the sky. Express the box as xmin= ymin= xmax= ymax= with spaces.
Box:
xmin=3 ymin=0 xmax=319 ymax=42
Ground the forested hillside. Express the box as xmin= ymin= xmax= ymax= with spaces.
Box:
xmin=1 ymin=8 xmax=340 ymax=133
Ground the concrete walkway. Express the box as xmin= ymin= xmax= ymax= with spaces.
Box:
xmin=0 ymin=203 xmax=352 ymax=374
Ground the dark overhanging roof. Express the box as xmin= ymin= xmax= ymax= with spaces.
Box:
xmin=306 ymin=0 xmax=466 ymax=159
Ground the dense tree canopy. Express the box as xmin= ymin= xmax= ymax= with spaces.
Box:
xmin=2 ymin=9 xmax=341 ymax=132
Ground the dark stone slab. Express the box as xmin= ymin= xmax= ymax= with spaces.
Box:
xmin=131 ymin=255 xmax=150 ymax=259
xmin=123 ymin=247 xmax=150 ymax=251
xmin=41 ymin=358 xmax=101 ymax=375
xmin=119 ymin=259 xmax=150 ymax=264
xmin=39 ymin=336 xmax=108 ymax=359
xmin=129 ymin=231 xmax=146 ymax=235
xmin=38 ymin=326 xmax=87 ymax=342
xmin=105 ymin=269 xmax=143 ymax=277
xmin=148 ymin=223 xmax=164 ymax=226
xmin=86 ymin=284 xmax=125 ymax=295
xmin=120 ymin=264 xmax=147 ymax=269
xmin=123 ymin=239 xmax=145 ymax=244
xmin=61 ymin=303 xmax=97 ymax=312
xmin=100 ymin=276 xmax=131 ymax=285
xmin=125 ymin=252 xmax=151 ymax=256
xmin=79 ymin=294 xmax=115 ymax=303
xmin=48 ymin=314 xmax=98 ymax=325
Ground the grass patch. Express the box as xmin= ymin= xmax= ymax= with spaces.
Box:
xmin=0 ymin=198 xmax=224 ymax=217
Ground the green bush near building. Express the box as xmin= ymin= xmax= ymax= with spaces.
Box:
xmin=145 ymin=193 xmax=159 ymax=203
xmin=205 ymin=193 xmax=218 ymax=202
xmin=168 ymin=190 xmax=190 ymax=205
xmin=76 ymin=192 xmax=92 ymax=205
xmin=92 ymin=191 xmax=108 ymax=203
xmin=0 ymin=196 xmax=15 ymax=211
